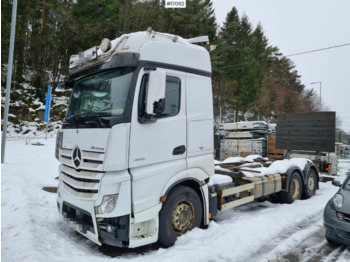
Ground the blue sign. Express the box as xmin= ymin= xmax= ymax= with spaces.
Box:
xmin=44 ymin=85 xmax=52 ymax=123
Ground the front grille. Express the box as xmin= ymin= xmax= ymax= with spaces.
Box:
xmin=61 ymin=155 xmax=71 ymax=160
xmin=60 ymin=164 xmax=104 ymax=200
xmin=62 ymin=170 xmax=100 ymax=183
xmin=63 ymin=181 xmax=98 ymax=194
xmin=337 ymin=212 xmax=350 ymax=223
xmin=84 ymin=159 xmax=103 ymax=165
xmin=60 ymin=148 xmax=105 ymax=171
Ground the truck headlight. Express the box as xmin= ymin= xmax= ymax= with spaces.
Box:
xmin=96 ymin=194 xmax=118 ymax=214
xmin=332 ymin=194 xmax=343 ymax=208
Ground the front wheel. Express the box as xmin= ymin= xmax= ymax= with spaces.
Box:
xmin=279 ymin=172 xmax=303 ymax=204
xmin=158 ymin=186 xmax=202 ymax=247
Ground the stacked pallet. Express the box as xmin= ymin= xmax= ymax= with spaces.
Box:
xmin=223 ymin=139 xmax=266 ymax=158
xmin=223 ymin=121 xmax=268 ymax=131
xmin=222 ymin=121 xmax=268 ymax=159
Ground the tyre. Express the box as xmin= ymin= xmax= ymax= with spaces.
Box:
xmin=302 ymin=168 xmax=317 ymax=199
xmin=279 ymin=171 xmax=303 ymax=204
xmin=158 ymin=186 xmax=203 ymax=247
xmin=269 ymin=193 xmax=281 ymax=204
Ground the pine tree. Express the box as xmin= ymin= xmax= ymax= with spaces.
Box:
xmin=118 ymin=0 xmax=162 ymax=34
xmin=161 ymin=0 xmax=217 ymax=40
xmin=70 ymin=0 xmax=121 ymax=51
xmin=216 ymin=8 xmax=263 ymax=113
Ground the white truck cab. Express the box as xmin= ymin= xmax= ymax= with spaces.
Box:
xmin=56 ymin=29 xmax=214 ymax=248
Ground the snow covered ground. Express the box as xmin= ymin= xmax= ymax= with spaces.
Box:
xmin=1 ymin=137 xmax=350 ymax=262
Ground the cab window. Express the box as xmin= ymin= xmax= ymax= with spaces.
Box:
xmin=138 ymin=74 xmax=180 ymax=120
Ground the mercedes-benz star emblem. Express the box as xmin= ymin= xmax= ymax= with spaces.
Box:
xmin=72 ymin=147 xmax=82 ymax=168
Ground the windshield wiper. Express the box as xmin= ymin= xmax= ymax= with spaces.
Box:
xmin=71 ymin=112 xmax=106 ymax=128
xmin=63 ymin=116 xmax=77 ymax=128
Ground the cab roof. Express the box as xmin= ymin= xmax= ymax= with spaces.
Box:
xmin=69 ymin=30 xmax=211 ymax=74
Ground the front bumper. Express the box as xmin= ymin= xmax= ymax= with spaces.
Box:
xmin=323 ymin=201 xmax=350 ymax=246
xmin=58 ymin=200 xmax=130 ymax=247
xmin=57 ymin=167 xmax=132 ymax=247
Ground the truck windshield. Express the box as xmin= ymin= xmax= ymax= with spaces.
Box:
xmin=66 ymin=67 xmax=134 ymax=119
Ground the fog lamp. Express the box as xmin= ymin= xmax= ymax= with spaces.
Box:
xmin=106 ymin=225 xmax=113 ymax=233
xmin=337 ymin=212 xmax=344 ymax=221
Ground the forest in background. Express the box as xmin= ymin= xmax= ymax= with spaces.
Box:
xmin=1 ymin=0 xmax=327 ymax=131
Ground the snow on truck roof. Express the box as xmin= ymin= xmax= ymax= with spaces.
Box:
xmin=69 ymin=29 xmax=211 ymax=74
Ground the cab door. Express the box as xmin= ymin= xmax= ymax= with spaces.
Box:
xmin=129 ymin=68 xmax=187 ymax=214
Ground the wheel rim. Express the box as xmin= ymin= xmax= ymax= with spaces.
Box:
xmin=171 ymin=201 xmax=195 ymax=234
xmin=307 ymin=176 xmax=315 ymax=192
xmin=291 ymin=178 xmax=301 ymax=199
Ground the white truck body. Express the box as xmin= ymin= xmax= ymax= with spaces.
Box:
xmin=56 ymin=30 xmax=319 ymax=249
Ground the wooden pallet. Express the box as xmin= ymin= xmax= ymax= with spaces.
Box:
xmin=268 ymin=134 xmax=284 ymax=159
xmin=267 ymin=153 xmax=284 ymax=160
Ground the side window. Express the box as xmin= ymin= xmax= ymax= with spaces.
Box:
xmin=158 ymin=77 xmax=180 ymax=118
xmin=138 ymin=74 xmax=181 ymax=121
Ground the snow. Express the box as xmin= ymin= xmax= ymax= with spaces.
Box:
xmin=222 ymin=156 xmax=246 ymax=163
xmin=52 ymin=96 xmax=69 ymax=107
xmin=208 ymin=174 xmax=233 ymax=186
xmin=214 ymin=160 xmax=222 ymax=165
xmin=217 ymin=156 xmax=312 ymax=178
xmin=244 ymin=154 xmax=265 ymax=162
xmin=222 ymin=154 xmax=266 ymax=164
xmin=4 ymin=121 xmax=61 ymax=138
xmin=33 ymin=98 xmax=46 ymax=110
xmin=241 ymin=158 xmax=312 ymax=178
xmin=1 ymin=137 xmax=349 ymax=262
xmin=214 ymin=165 xmax=230 ymax=172
xmin=10 ymin=100 xmax=26 ymax=107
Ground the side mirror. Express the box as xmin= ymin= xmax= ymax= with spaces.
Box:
xmin=56 ymin=80 xmax=74 ymax=92
xmin=146 ymin=70 xmax=166 ymax=115
xmin=332 ymin=180 xmax=342 ymax=187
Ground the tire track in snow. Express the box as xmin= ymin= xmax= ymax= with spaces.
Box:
xmin=248 ymin=210 xmax=350 ymax=262
xmin=281 ymin=230 xmax=347 ymax=262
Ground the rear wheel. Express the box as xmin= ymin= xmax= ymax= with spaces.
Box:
xmin=280 ymin=172 xmax=303 ymax=204
xmin=158 ymin=186 xmax=202 ymax=247
xmin=302 ymin=169 xmax=317 ymax=199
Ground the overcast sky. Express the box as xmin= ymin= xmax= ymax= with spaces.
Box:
xmin=211 ymin=0 xmax=350 ymax=133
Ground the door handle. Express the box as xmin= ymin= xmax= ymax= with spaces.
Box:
xmin=173 ymin=145 xmax=186 ymax=155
